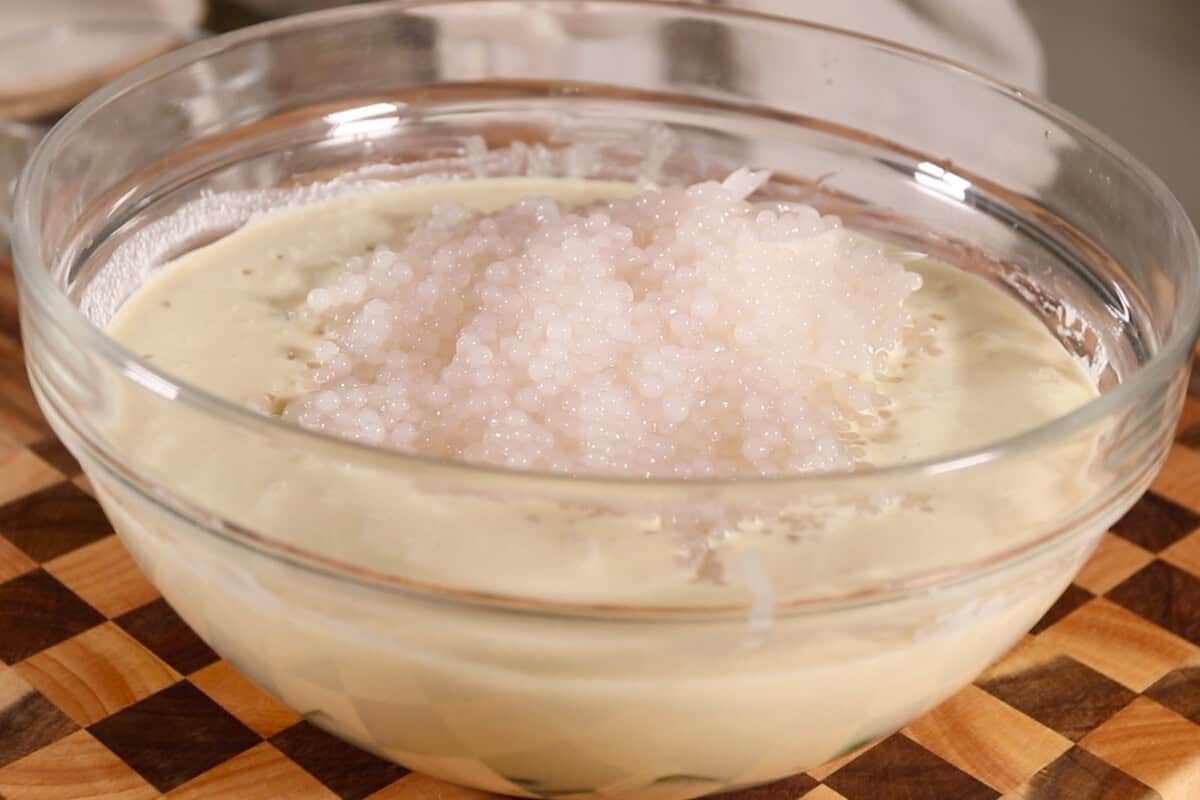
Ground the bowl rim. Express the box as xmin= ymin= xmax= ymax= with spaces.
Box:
xmin=12 ymin=0 xmax=1200 ymax=616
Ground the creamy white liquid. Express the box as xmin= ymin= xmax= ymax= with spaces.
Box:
xmin=93 ymin=178 xmax=1104 ymax=797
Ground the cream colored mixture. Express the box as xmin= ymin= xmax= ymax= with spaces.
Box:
xmin=94 ymin=178 xmax=1103 ymax=797
xmin=105 ymin=178 xmax=1097 ymax=602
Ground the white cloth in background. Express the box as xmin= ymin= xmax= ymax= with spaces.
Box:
xmin=438 ymin=1 xmax=1057 ymax=186
xmin=721 ymin=1 xmax=1058 ymax=185
xmin=728 ymin=0 xmax=1045 ymax=92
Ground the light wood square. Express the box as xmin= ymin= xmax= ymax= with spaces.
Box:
xmin=1074 ymin=534 xmax=1154 ymax=595
xmin=0 ymin=729 xmax=157 ymax=800
xmin=0 ymin=664 xmax=32 ymax=706
xmin=1036 ymin=597 xmax=1196 ymax=691
xmin=905 ymin=685 xmax=1072 ymax=793
xmin=0 ymin=535 xmax=36 ymax=584
xmin=1152 ymin=444 xmax=1200 ymax=514
xmin=44 ymin=535 xmax=158 ymax=619
xmin=14 ymin=623 xmax=179 ymax=726
xmin=0 ymin=449 xmax=61 ymax=507
xmin=1163 ymin=530 xmax=1200 ymax=579
xmin=1081 ymin=697 xmax=1200 ymax=800
xmin=366 ymin=773 xmax=502 ymax=800
xmin=190 ymin=660 xmax=301 ymax=739
xmin=800 ymin=787 xmax=848 ymax=800
xmin=166 ymin=742 xmax=336 ymax=800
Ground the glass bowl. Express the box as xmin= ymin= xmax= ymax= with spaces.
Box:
xmin=13 ymin=2 xmax=1199 ymax=797
xmin=0 ymin=121 xmax=45 ymax=253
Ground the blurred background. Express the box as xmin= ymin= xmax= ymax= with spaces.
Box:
xmin=2 ymin=0 xmax=1198 ymax=235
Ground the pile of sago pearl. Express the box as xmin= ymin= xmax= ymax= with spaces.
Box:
xmin=285 ymin=169 xmax=922 ymax=478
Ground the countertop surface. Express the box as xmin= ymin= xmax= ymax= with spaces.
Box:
xmin=1 ymin=255 xmax=1200 ymax=798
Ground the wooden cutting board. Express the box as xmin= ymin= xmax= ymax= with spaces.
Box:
xmin=1 ymin=254 xmax=1199 ymax=798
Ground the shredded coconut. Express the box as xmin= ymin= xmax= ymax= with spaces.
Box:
xmin=284 ymin=170 xmax=922 ymax=478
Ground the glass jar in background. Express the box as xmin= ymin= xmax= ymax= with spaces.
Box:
xmin=0 ymin=121 xmax=44 ymax=254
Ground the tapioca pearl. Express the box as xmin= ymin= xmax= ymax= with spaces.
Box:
xmin=286 ymin=172 xmax=917 ymax=477
xmin=314 ymin=390 xmax=341 ymax=415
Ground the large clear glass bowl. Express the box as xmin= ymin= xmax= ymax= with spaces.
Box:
xmin=12 ymin=2 xmax=1200 ymax=797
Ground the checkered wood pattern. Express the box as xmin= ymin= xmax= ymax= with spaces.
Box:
xmin=2 ymin=251 xmax=1199 ymax=798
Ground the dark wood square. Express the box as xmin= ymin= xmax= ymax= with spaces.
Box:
xmin=0 ymin=482 xmax=111 ymax=563
xmin=270 ymin=721 xmax=409 ymax=800
xmin=1030 ymin=583 xmax=1094 ymax=634
xmin=1177 ymin=421 xmax=1200 ymax=450
xmin=88 ymin=681 xmax=260 ymax=793
xmin=824 ymin=734 xmax=998 ymax=800
xmin=0 ymin=682 xmax=79 ymax=769
xmin=1111 ymin=491 xmax=1200 ymax=552
xmin=716 ymin=773 xmax=820 ymax=800
xmin=1144 ymin=664 xmax=1200 ymax=725
xmin=979 ymin=655 xmax=1137 ymax=741
xmin=1107 ymin=560 xmax=1200 ymax=645
xmin=0 ymin=569 xmax=104 ymax=663
xmin=29 ymin=436 xmax=83 ymax=477
xmin=115 ymin=598 xmax=218 ymax=676
xmin=0 ymin=266 xmax=18 ymax=342
xmin=0 ymin=353 xmax=51 ymax=441
xmin=1020 ymin=746 xmax=1160 ymax=799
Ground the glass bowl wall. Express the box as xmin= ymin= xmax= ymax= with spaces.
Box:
xmin=13 ymin=2 xmax=1199 ymax=797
